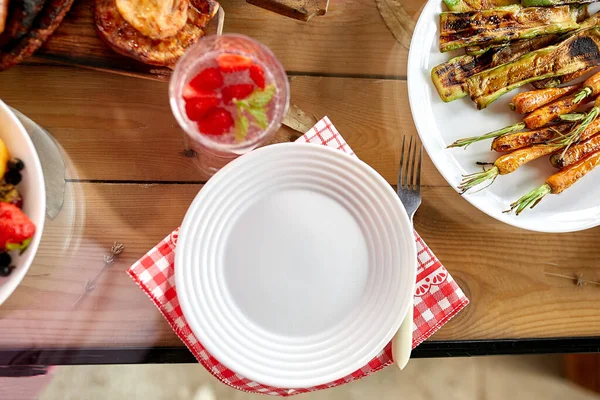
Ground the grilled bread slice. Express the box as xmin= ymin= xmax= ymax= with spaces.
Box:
xmin=95 ymin=0 xmax=219 ymax=67
xmin=115 ymin=0 xmax=188 ymax=40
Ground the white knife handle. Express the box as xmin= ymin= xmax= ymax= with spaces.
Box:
xmin=392 ymin=305 xmax=413 ymax=370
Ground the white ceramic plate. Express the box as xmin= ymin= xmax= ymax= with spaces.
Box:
xmin=176 ymin=143 xmax=416 ymax=388
xmin=0 ymin=100 xmax=46 ymax=305
xmin=408 ymin=1 xmax=600 ymax=232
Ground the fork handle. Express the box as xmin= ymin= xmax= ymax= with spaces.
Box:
xmin=392 ymin=304 xmax=413 ymax=369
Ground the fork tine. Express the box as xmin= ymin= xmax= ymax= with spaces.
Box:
xmin=416 ymin=145 xmax=422 ymax=190
xmin=398 ymin=136 xmax=406 ymax=188
xmin=407 ymin=136 xmax=415 ymax=190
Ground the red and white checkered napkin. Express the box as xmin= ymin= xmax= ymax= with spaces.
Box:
xmin=128 ymin=117 xmax=469 ymax=396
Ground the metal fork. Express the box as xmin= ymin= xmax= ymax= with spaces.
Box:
xmin=396 ymin=135 xmax=422 ymax=222
xmin=392 ymin=135 xmax=422 ymax=371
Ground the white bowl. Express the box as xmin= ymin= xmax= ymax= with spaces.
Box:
xmin=0 ymin=100 xmax=46 ymax=305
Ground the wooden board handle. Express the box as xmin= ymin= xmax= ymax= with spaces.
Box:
xmin=246 ymin=0 xmax=328 ymax=21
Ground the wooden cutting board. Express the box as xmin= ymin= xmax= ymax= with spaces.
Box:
xmin=23 ymin=0 xmax=223 ymax=81
xmin=246 ymin=0 xmax=328 ymax=21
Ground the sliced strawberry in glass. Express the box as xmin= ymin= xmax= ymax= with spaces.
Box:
xmin=217 ymin=54 xmax=252 ymax=73
xmin=222 ymin=84 xmax=255 ymax=104
xmin=188 ymin=67 xmax=224 ymax=91
xmin=249 ymin=64 xmax=266 ymax=89
xmin=185 ymin=97 xmax=220 ymax=121
xmin=182 ymin=85 xmax=219 ymax=102
xmin=197 ymin=108 xmax=234 ymax=136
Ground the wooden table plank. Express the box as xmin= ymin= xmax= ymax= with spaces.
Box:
xmin=0 ymin=66 xmax=448 ymax=186
xmin=30 ymin=0 xmax=420 ymax=77
xmin=1 ymin=183 xmax=599 ymax=349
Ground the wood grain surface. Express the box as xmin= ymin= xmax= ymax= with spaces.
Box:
xmin=1 ymin=182 xmax=599 ymax=348
xmin=1 ymin=0 xmax=599 ymax=352
xmin=0 ymin=67 xmax=443 ymax=185
xmin=28 ymin=0 xmax=422 ymax=78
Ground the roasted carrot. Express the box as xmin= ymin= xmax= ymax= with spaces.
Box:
xmin=448 ymin=96 xmax=593 ymax=149
xmin=460 ymin=117 xmax=600 ymax=192
xmin=450 ymin=71 xmax=600 ymax=149
xmin=491 ymin=122 xmax=573 ymax=152
xmin=548 ymin=95 xmax=600 ymax=152
xmin=550 ymin=132 xmax=600 ymax=168
xmin=458 ymin=144 xmax=563 ymax=193
xmin=507 ymin=149 xmax=600 ymax=214
xmin=522 ymin=92 xmax=594 ymax=129
xmin=577 ymin=70 xmax=600 ymax=97
xmin=509 ymin=85 xmax=580 ymax=114
xmin=492 ymin=113 xmax=598 ymax=152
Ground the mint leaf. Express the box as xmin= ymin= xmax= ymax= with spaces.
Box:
xmin=247 ymin=107 xmax=268 ymax=129
xmin=235 ymin=114 xmax=249 ymax=142
xmin=233 ymin=99 xmax=249 ymax=109
xmin=233 ymin=86 xmax=274 ymax=135
xmin=247 ymin=85 xmax=276 ymax=108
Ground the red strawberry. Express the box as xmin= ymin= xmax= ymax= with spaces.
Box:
xmin=188 ymin=68 xmax=224 ymax=91
xmin=222 ymin=84 xmax=255 ymax=104
xmin=217 ymin=54 xmax=252 ymax=73
xmin=0 ymin=203 xmax=35 ymax=252
xmin=249 ymin=64 xmax=265 ymax=89
xmin=182 ymin=85 xmax=219 ymax=102
xmin=197 ymin=108 xmax=234 ymax=136
xmin=185 ymin=97 xmax=220 ymax=121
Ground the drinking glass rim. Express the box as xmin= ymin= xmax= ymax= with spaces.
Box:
xmin=169 ymin=33 xmax=290 ymax=152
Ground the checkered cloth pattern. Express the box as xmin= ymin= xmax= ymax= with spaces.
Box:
xmin=128 ymin=117 xmax=469 ymax=396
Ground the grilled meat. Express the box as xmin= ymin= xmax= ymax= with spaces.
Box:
xmin=0 ymin=0 xmax=46 ymax=47
xmin=0 ymin=0 xmax=74 ymax=70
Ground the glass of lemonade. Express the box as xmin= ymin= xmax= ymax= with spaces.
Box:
xmin=170 ymin=34 xmax=290 ymax=177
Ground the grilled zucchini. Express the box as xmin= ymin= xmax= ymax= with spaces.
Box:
xmin=466 ymin=27 xmax=600 ymax=109
xmin=439 ymin=5 xmax=579 ymax=52
xmin=432 ymin=35 xmax=557 ymax=102
xmin=443 ymin=0 xmax=518 ymax=12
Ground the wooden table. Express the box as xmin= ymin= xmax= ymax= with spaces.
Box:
xmin=1 ymin=0 xmax=599 ymax=366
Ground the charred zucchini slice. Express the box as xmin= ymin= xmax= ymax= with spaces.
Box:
xmin=439 ymin=5 xmax=579 ymax=52
xmin=432 ymin=35 xmax=558 ymax=102
xmin=443 ymin=0 xmax=518 ymax=12
xmin=466 ymin=27 xmax=600 ymax=109
xmin=521 ymin=0 xmax=597 ymax=6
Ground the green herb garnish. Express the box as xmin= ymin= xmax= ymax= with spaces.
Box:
xmin=233 ymin=85 xmax=276 ymax=142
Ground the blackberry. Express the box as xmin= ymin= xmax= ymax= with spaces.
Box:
xmin=7 ymin=158 xmax=24 ymax=171
xmin=0 ymin=265 xmax=14 ymax=277
xmin=0 ymin=253 xmax=11 ymax=267
xmin=4 ymin=169 xmax=22 ymax=185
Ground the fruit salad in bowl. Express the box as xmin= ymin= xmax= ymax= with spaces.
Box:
xmin=0 ymin=100 xmax=45 ymax=305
